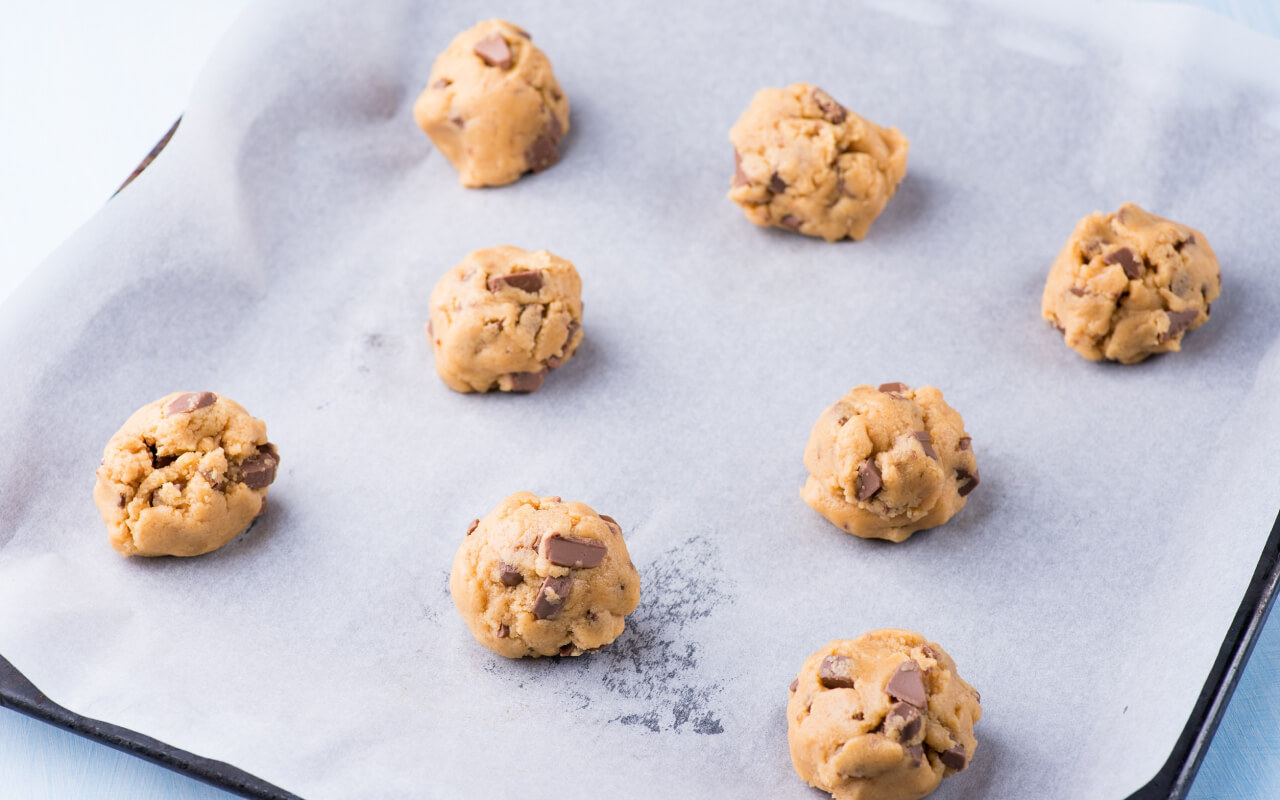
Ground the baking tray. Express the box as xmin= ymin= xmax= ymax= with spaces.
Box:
xmin=1 ymin=121 xmax=1278 ymax=800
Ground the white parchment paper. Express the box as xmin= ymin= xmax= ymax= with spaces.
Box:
xmin=3 ymin=1 xmax=1280 ymax=797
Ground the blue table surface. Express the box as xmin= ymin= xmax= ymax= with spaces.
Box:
xmin=3 ymin=1 xmax=1279 ymax=798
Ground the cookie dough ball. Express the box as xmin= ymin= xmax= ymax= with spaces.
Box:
xmin=728 ymin=83 xmax=908 ymax=242
xmin=449 ymin=492 xmax=641 ymax=658
xmin=801 ymin=384 xmax=977 ymax=543
xmin=413 ymin=19 xmax=570 ymax=187
xmin=427 ymin=246 xmax=583 ymax=393
xmin=1042 ymin=202 xmax=1220 ymax=364
xmin=94 ymin=392 xmax=280 ymax=557
xmin=788 ymin=630 xmax=982 ymax=800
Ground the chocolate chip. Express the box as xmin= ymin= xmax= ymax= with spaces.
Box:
xmin=836 ymin=415 xmax=849 ymax=426
xmin=1069 ymin=286 xmax=1086 ymax=296
xmin=450 ymin=115 xmax=465 ymax=129
xmin=506 ymin=369 xmax=548 ymax=393
xmin=546 ymin=355 xmax=563 ymax=369
xmin=885 ymin=660 xmax=927 ymax=707
xmin=1175 ymin=233 xmax=1197 ymax=252
xmin=117 ymin=494 xmax=126 ymax=508
xmin=812 ymin=88 xmax=848 ymax=124
xmin=905 ymin=744 xmax=924 ymax=765
xmin=432 ymin=78 xmax=451 ymax=89
xmin=599 ymin=514 xmax=621 ymax=532
xmin=780 ymin=214 xmax=802 ymax=231
xmin=878 ymin=382 xmax=909 ymax=395
xmin=153 ymin=453 xmax=177 ymax=469
xmin=564 ymin=320 xmax=580 ymax=347
xmin=1105 ymin=247 xmax=1142 ymax=279
xmin=885 ymin=702 xmax=922 ymax=741
xmin=164 ymin=392 xmax=217 ymax=416
xmin=498 ymin=562 xmax=523 ymax=586
xmin=466 ymin=518 xmax=479 ymax=536
xmin=240 ymin=444 xmax=279 ymax=490
xmin=790 ymin=678 xmax=799 ymax=693
xmin=525 ymin=128 xmax=560 ymax=172
xmin=1079 ymin=239 xmax=1103 ymax=258
xmin=958 ymin=437 xmax=971 ymax=451
xmin=487 ymin=270 xmax=544 ymax=293
xmin=541 ymin=534 xmax=607 ymax=568
xmin=957 ymin=469 xmax=980 ymax=497
xmin=769 ymin=173 xmax=787 ymax=194
xmin=559 ymin=643 xmax=577 ymax=656
xmin=912 ymin=431 xmax=938 ymax=460
xmin=733 ymin=150 xmax=749 ymax=187
xmin=856 ymin=460 xmax=882 ymax=502
xmin=818 ymin=655 xmax=856 ymax=689
xmin=921 ymin=644 xmax=938 ymax=659
xmin=255 ymin=496 xmax=269 ymax=518
xmin=1160 ymin=308 xmax=1200 ymax=342
xmin=201 ymin=470 xmax=223 ymax=491
xmin=939 ymin=745 xmax=967 ymax=771
xmin=533 ymin=575 xmax=573 ymax=620
xmin=473 ymin=33 xmax=512 ymax=68
xmin=496 ymin=624 xmax=509 ymax=638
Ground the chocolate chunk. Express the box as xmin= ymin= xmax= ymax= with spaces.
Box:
xmin=506 ymin=369 xmax=548 ymax=393
xmin=885 ymin=660 xmax=927 ymax=707
xmin=546 ymin=355 xmax=563 ymax=369
xmin=1161 ymin=308 xmax=1200 ymax=342
xmin=201 ymin=469 xmax=223 ymax=491
xmin=599 ymin=514 xmax=621 ymax=532
xmin=541 ymin=534 xmax=607 ymax=568
xmin=769 ymin=173 xmax=787 ymax=194
xmin=958 ymin=437 xmax=971 ymax=452
xmin=856 ymin=460 xmax=882 ymax=502
xmin=885 ymin=702 xmax=922 ymax=741
xmin=905 ymin=744 xmax=924 ymax=765
xmin=836 ymin=415 xmax=849 ymax=426
xmin=496 ymin=624 xmax=509 ymax=639
xmin=1105 ymin=247 xmax=1142 ymax=279
xmin=812 ymin=88 xmax=848 ymax=124
xmin=117 ymin=494 xmax=126 ymax=508
xmin=450 ymin=115 xmax=465 ymax=129
xmin=525 ymin=128 xmax=560 ymax=172
xmin=920 ymin=644 xmax=939 ymax=659
xmin=818 ymin=655 xmax=856 ymax=689
xmin=780 ymin=214 xmax=802 ymax=231
xmin=878 ymin=382 xmax=909 ymax=395
xmin=466 ymin=518 xmax=479 ymax=536
xmin=240 ymin=444 xmax=279 ymax=490
xmin=153 ymin=453 xmax=177 ymax=469
xmin=790 ymin=678 xmax=799 ymax=693
xmin=1175 ymin=233 xmax=1197 ymax=252
xmin=432 ymin=78 xmax=451 ymax=89
xmin=1079 ymin=238 xmax=1103 ymax=258
xmin=473 ymin=33 xmax=512 ymax=69
xmin=733 ymin=150 xmax=749 ymax=187
xmin=559 ymin=643 xmax=577 ymax=656
xmin=939 ymin=745 xmax=967 ymax=771
xmin=912 ymin=431 xmax=938 ymax=460
xmin=164 ymin=391 xmax=217 ymax=416
xmin=957 ymin=468 xmax=980 ymax=497
xmin=532 ymin=575 xmax=573 ymax=620
xmin=498 ymin=562 xmax=523 ymax=586
xmin=487 ymin=270 xmax=544 ymax=293
xmin=1069 ymin=286 xmax=1086 ymax=296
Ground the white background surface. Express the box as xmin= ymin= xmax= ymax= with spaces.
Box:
xmin=1 ymin=1 xmax=1278 ymax=798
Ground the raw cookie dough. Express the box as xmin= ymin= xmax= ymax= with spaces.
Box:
xmin=788 ymin=630 xmax=982 ymax=800
xmin=1042 ymin=202 xmax=1221 ymax=364
xmin=449 ymin=492 xmax=641 ymax=658
xmin=94 ymin=392 xmax=280 ymax=557
xmin=427 ymin=245 xmax=583 ymax=393
xmin=801 ymin=384 xmax=977 ymax=543
xmin=413 ymin=19 xmax=570 ymax=187
xmin=728 ymin=83 xmax=908 ymax=241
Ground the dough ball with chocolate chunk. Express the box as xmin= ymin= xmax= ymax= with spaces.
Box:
xmin=413 ymin=19 xmax=569 ymax=187
xmin=1042 ymin=202 xmax=1220 ymax=364
xmin=449 ymin=492 xmax=641 ymax=658
xmin=728 ymin=83 xmax=908 ymax=241
xmin=801 ymin=383 xmax=977 ymax=543
xmin=427 ymin=245 xmax=583 ymax=393
xmin=94 ymin=392 xmax=280 ymax=557
xmin=788 ymin=630 xmax=982 ymax=800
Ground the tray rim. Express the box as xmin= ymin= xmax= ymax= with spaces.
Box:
xmin=3 ymin=119 xmax=1279 ymax=800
